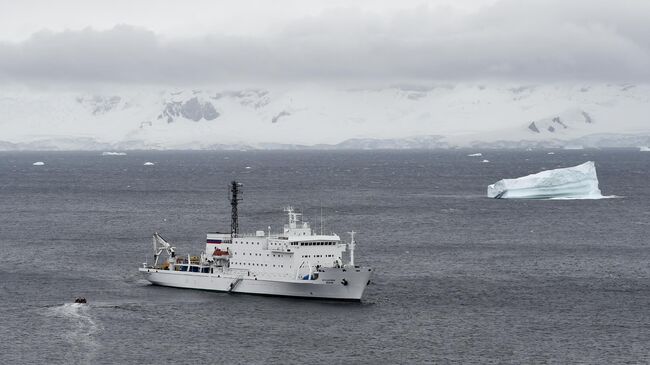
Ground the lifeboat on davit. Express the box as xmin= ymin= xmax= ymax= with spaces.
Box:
xmin=212 ymin=248 xmax=230 ymax=257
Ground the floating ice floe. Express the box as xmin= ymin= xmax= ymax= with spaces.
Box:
xmin=32 ymin=161 xmax=45 ymax=166
xmin=102 ymin=152 xmax=127 ymax=156
xmin=143 ymin=162 xmax=155 ymax=166
xmin=547 ymin=152 xmax=555 ymax=155
xmin=481 ymin=159 xmax=490 ymax=163
xmin=245 ymin=166 xmax=252 ymax=169
xmin=487 ymin=161 xmax=604 ymax=199
xmin=467 ymin=153 xmax=482 ymax=157
xmin=640 ymin=146 xmax=650 ymax=152
xmin=563 ymin=145 xmax=584 ymax=150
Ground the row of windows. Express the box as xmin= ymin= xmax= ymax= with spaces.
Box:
xmin=232 ymin=240 xmax=335 ymax=246
xmin=301 ymin=254 xmax=337 ymax=258
xmin=292 ymin=242 xmax=335 ymax=246
xmin=178 ymin=265 xmax=210 ymax=273
xmin=232 ymin=262 xmax=285 ymax=268
xmin=232 ymin=252 xmax=286 ymax=258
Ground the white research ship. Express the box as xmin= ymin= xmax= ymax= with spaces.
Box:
xmin=139 ymin=181 xmax=372 ymax=301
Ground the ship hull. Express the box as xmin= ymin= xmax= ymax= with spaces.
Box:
xmin=139 ymin=267 xmax=372 ymax=301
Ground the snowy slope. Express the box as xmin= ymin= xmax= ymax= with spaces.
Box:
xmin=0 ymin=83 xmax=648 ymax=150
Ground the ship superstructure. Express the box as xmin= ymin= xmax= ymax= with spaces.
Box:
xmin=139 ymin=181 xmax=372 ymax=300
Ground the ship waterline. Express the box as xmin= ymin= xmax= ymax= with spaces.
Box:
xmin=140 ymin=266 xmax=372 ymax=300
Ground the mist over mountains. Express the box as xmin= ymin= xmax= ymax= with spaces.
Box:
xmin=1 ymin=83 xmax=649 ymax=150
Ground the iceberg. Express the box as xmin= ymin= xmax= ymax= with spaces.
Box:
xmin=487 ymin=161 xmax=603 ymax=199
xmin=563 ymin=145 xmax=584 ymax=150
xmin=468 ymin=153 xmax=482 ymax=157
xmin=143 ymin=162 xmax=155 ymax=166
xmin=102 ymin=151 xmax=127 ymax=156
xmin=32 ymin=161 xmax=45 ymax=166
xmin=640 ymin=146 xmax=650 ymax=152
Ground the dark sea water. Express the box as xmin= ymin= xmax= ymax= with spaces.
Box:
xmin=1 ymin=150 xmax=649 ymax=364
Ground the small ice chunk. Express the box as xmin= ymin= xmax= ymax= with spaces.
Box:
xmin=640 ymin=146 xmax=650 ymax=152
xmin=245 ymin=166 xmax=251 ymax=169
xmin=547 ymin=152 xmax=555 ymax=155
xmin=468 ymin=153 xmax=482 ymax=157
xmin=487 ymin=161 xmax=603 ymax=199
xmin=143 ymin=162 xmax=155 ymax=166
xmin=32 ymin=161 xmax=45 ymax=166
xmin=102 ymin=152 xmax=127 ymax=156
xmin=481 ymin=159 xmax=490 ymax=163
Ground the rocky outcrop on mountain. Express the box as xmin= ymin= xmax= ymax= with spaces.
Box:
xmin=271 ymin=110 xmax=291 ymax=123
xmin=158 ymin=97 xmax=219 ymax=123
xmin=525 ymin=109 xmax=596 ymax=136
xmin=201 ymin=102 xmax=219 ymax=120
xmin=552 ymin=117 xmax=567 ymax=129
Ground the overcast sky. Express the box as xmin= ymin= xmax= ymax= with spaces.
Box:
xmin=1 ymin=0 xmax=649 ymax=85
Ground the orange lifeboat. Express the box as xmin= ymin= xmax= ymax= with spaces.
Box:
xmin=213 ymin=248 xmax=229 ymax=257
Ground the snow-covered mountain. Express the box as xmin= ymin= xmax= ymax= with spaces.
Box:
xmin=0 ymin=83 xmax=648 ymax=150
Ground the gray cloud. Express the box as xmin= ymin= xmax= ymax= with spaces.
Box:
xmin=1 ymin=0 xmax=649 ymax=84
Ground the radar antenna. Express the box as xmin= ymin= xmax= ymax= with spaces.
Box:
xmin=229 ymin=181 xmax=243 ymax=237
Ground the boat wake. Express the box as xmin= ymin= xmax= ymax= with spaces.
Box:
xmin=44 ymin=303 xmax=102 ymax=362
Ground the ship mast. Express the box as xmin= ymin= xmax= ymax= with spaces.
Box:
xmin=348 ymin=231 xmax=356 ymax=267
xmin=229 ymin=181 xmax=243 ymax=237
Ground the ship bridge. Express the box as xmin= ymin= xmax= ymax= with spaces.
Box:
xmin=283 ymin=206 xmax=313 ymax=236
